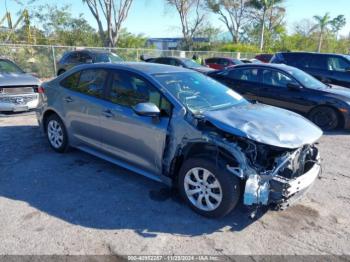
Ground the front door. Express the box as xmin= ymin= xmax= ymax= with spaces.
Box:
xmin=259 ymin=69 xmax=309 ymax=114
xmin=100 ymin=70 xmax=172 ymax=175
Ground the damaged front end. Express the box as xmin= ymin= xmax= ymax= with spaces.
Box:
xmin=194 ymin=119 xmax=321 ymax=213
xmin=241 ymin=144 xmax=321 ymax=210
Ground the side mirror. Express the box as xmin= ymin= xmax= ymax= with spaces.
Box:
xmin=133 ymin=102 xmax=160 ymax=117
xmin=287 ymin=83 xmax=302 ymax=91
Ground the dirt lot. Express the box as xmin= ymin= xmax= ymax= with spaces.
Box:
xmin=0 ymin=112 xmax=349 ymax=256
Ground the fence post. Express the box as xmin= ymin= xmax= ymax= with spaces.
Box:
xmin=51 ymin=46 xmax=57 ymax=77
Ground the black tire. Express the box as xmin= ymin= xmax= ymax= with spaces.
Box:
xmin=178 ymin=157 xmax=241 ymax=218
xmin=46 ymin=114 xmax=69 ymax=153
xmin=57 ymin=69 xmax=65 ymax=76
xmin=309 ymin=106 xmax=339 ymax=131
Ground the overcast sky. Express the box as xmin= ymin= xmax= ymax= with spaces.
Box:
xmin=2 ymin=0 xmax=350 ymax=38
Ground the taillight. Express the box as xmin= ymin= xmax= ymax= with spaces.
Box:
xmin=35 ymin=86 xmax=45 ymax=93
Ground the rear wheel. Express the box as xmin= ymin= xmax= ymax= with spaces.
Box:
xmin=309 ymin=106 xmax=339 ymax=131
xmin=46 ymin=114 xmax=68 ymax=153
xmin=57 ymin=69 xmax=65 ymax=76
xmin=178 ymin=158 xmax=241 ymax=218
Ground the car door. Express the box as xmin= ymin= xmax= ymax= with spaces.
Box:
xmin=60 ymin=68 xmax=108 ymax=149
xmin=100 ymin=70 xmax=172 ymax=176
xmin=259 ymin=69 xmax=308 ymax=113
xmin=222 ymin=68 xmax=261 ymax=101
xmin=325 ymin=56 xmax=350 ymax=88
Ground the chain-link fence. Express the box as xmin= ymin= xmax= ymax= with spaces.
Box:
xmin=0 ymin=43 xmax=257 ymax=79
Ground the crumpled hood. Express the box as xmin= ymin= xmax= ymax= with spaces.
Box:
xmin=202 ymin=103 xmax=323 ymax=149
xmin=0 ymin=73 xmax=40 ymax=87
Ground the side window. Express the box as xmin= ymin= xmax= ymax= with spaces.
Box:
xmin=229 ymin=68 xmax=259 ymax=82
xmin=66 ymin=53 xmax=80 ymax=63
xmin=60 ymin=72 xmax=80 ymax=89
xmin=262 ymin=70 xmax=297 ymax=88
xmin=169 ymin=59 xmax=179 ymax=66
xmin=108 ymin=71 xmax=172 ymax=116
xmin=156 ymin=58 xmax=169 ymax=65
xmin=76 ymin=69 xmax=107 ymax=98
xmin=307 ymin=55 xmax=328 ymax=70
xmin=79 ymin=53 xmax=92 ymax=63
xmin=205 ymin=58 xmax=215 ymax=64
xmin=327 ymin=56 xmax=350 ymax=72
xmin=219 ymin=59 xmax=229 ymax=66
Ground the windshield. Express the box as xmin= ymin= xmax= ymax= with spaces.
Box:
xmin=182 ymin=59 xmax=202 ymax=68
xmin=154 ymin=72 xmax=248 ymax=114
xmin=0 ymin=59 xmax=24 ymax=74
xmin=286 ymin=67 xmax=328 ymax=89
xmin=344 ymin=55 xmax=350 ymax=63
xmin=95 ymin=53 xmax=123 ymax=63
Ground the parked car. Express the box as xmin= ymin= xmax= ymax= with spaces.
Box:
xmin=56 ymin=49 xmax=123 ymax=76
xmin=208 ymin=63 xmax=350 ymax=130
xmin=145 ymin=56 xmax=214 ymax=74
xmin=204 ymin=57 xmax=243 ymax=70
xmin=241 ymin=58 xmax=262 ymax=64
xmin=36 ymin=62 xmax=322 ymax=218
xmin=0 ymin=58 xmax=41 ymax=112
xmin=270 ymin=52 xmax=350 ymax=88
xmin=255 ymin=54 xmax=273 ymax=63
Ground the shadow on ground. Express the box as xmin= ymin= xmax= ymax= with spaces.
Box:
xmin=0 ymin=124 xmax=265 ymax=237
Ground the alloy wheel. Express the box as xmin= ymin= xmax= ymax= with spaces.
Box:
xmin=184 ymin=167 xmax=223 ymax=211
xmin=47 ymin=120 xmax=64 ymax=149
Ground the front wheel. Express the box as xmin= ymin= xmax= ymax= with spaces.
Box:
xmin=178 ymin=158 xmax=241 ymax=218
xmin=309 ymin=106 xmax=339 ymax=131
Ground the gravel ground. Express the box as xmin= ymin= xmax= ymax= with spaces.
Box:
xmin=0 ymin=112 xmax=349 ymax=256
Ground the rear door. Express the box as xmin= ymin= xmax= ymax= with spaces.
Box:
xmin=60 ymin=68 xmax=108 ymax=149
xmin=259 ymin=69 xmax=308 ymax=113
xmin=224 ymin=67 xmax=261 ymax=101
xmin=100 ymin=70 xmax=172 ymax=175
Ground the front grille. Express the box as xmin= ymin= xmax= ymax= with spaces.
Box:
xmin=0 ymin=95 xmax=37 ymax=104
xmin=0 ymin=87 xmax=36 ymax=94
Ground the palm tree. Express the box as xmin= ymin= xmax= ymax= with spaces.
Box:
xmin=248 ymin=0 xmax=284 ymax=51
xmin=313 ymin=13 xmax=332 ymax=52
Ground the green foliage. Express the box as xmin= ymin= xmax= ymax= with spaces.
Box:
xmin=218 ymin=43 xmax=261 ymax=53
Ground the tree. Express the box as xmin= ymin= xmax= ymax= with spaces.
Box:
xmin=313 ymin=13 xmax=332 ymax=52
xmin=31 ymin=4 xmax=100 ymax=46
xmin=247 ymin=0 xmax=285 ymax=51
xmin=166 ymin=0 xmax=206 ymax=50
xmin=293 ymin=19 xmax=316 ymax=37
xmin=331 ymin=15 xmax=346 ymax=40
xmin=206 ymin=0 xmax=249 ymax=43
xmin=82 ymin=0 xmax=133 ymax=47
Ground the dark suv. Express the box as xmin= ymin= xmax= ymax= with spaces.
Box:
xmin=56 ymin=50 xmax=123 ymax=76
xmin=271 ymin=52 xmax=350 ymax=88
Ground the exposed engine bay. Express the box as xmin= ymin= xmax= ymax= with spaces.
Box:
xmin=193 ymin=117 xmax=321 ymax=212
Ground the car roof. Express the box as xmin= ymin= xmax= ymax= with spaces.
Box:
xmin=154 ymin=56 xmax=190 ymax=61
xmin=276 ymin=51 xmax=349 ymax=58
xmin=206 ymin=57 xmax=235 ymax=60
xmin=233 ymin=63 xmax=295 ymax=71
xmin=71 ymin=62 xmax=193 ymax=74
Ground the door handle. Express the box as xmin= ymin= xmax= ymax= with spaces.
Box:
xmin=102 ymin=109 xmax=114 ymax=118
xmin=64 ymin=96 xmax=74 ymax=103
